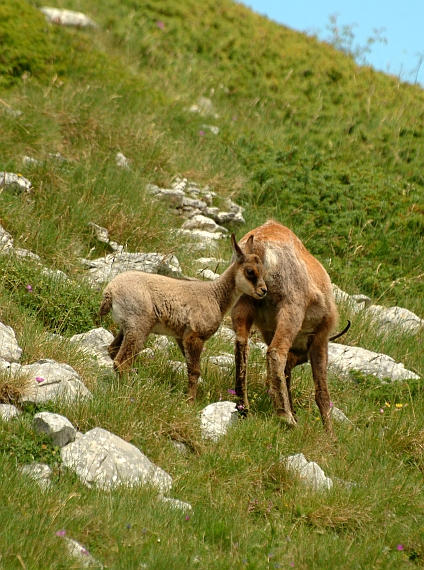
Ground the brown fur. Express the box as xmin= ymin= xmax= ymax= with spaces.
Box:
xmin=100 ymin=235 xmax=267 ymax=402
xmin=231 ymin=220 xmax=338 ymax=433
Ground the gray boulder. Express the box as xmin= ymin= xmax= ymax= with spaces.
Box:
xmin=33 ymin=412 xmax=76 ymax=447
xmin=61 ymin=427 xmax=172 ymax=492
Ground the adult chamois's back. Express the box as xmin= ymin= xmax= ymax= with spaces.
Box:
xmin=231 ymin=220 xmax=339 ymax=433
xmin=100 ymin=234 xmax=267 ymax=403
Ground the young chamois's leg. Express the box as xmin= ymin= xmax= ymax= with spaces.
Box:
xmin=231 ymin=297 xmax=255 ymax=413
xmin=182 ymin=332 xmax=204 ymax=403
xmin=308 ymin=322 xmax=334 ymax=435
xmin=266 ymin=307 xmax=304 ymax=427
xmin=108 ymin=328 xmax=124 ymax=360
xmin=113 ymin=324 xmax=151 ymax=374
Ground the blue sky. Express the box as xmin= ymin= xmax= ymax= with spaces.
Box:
xmin=241 ymin=0 xmax=424 ymax=86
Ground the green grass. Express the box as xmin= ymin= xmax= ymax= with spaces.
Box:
xmin=0 ymin=0 xmax=423 ymax=567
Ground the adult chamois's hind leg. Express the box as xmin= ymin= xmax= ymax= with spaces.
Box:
xmin=308 ymin=324 xmax=334 ymax=435
xmin=265 ymin=308 xmax=304 ymax=427
xmin=231 ymin=296 xmax=255 ymax=413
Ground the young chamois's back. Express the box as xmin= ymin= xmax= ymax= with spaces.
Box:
xmin=100 ymin=234 xmax=267 ymax=402
xmin=231 ymin=220 xmax=339 ymax=433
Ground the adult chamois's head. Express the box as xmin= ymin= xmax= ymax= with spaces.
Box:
xmin=231 ymin=234 xmax=267 ymax=300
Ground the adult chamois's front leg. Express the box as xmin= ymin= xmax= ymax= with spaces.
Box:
xmin=266 ymin=308 xmax=303 ymax=427
xmin=183 ymin=332 xmax=204 ymax=403
xmin=231 ymin=297 xmax=255 ymax=413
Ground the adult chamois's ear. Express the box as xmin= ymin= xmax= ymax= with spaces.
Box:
xmin=244 ymin=235 xmax=254 ymax=254
xmin=231 ymin=234 xmax=244 ymax=262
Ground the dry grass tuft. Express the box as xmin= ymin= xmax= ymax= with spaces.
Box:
xmin=306 ymin=504 xmax=372 ymax=531
xmin=0 ymin=371 xmax=31 ymax=405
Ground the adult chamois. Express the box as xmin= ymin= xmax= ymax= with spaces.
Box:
xmin=231 ymin=220 xmax=340 ymax=433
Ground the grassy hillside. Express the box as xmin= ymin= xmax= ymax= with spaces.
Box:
xmin=0 ymin=1 xmax=423 ymax=568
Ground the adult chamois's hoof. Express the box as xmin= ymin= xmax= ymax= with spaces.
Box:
xmin=236 ymin=404 xmax=249 ymax=418
xmin=277 ymin=409 xmax=298 ymax=428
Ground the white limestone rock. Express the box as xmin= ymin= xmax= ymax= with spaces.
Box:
xmin=215 ymin=326 xmax=236 ymax=343
xmin=80 ymin=251 xmax=182 ymax=285
xmin=69 ymin=327 xmax=114 ymax=369
xmin=188 ymin=97 xmax=218 ymax=118
xmin=58 ymin=536 xmax=102 ymax=568
xmin=0 ymin=322 xmax=22 ymax=363
xmin=20 ymin=463 xmax=53 ymax=490
xmin=22 ymin=155 xmax=41 ymax=166
xmin=0 ymin=403 xmax=22 ymax=421
xmin=0 ymin=224 xmax=14 ymax=253
xmin=201 ymin=124 xmax=220 ymax=135
xmin=208 ymin=353 xmax=235 ymax=370
xmin=330 ymin=406 xmax=356 ymax=428
xmin=150 ymin=188 xmax=186 ymax=207
xmin=13 ymin=248 xmax=41 ymax=261
xmin=151 ymin=335 xmax=174 ymax=351
xmin=366 ymin=305 xmax=423 ymax=335
xmin=200 ymin=401 xmax=238 ymax=442
xmin=283 ymin=453 xmax=333 ymax=491
xmin=0 ymin=172 xmax=32 ymax=194
xmin=115 ymin=152 xmax=130 ymax=169
xmin=328 ymin=343 xmax=419 ymax=382
xmin=20 ymin=359 xmax=91 ymax=404
xmin=40 ymin=7 xmax=97 ymax=27
xmin=33 ymin=412 xmax=76 ymax=448
xmin=197 ymin=268 xmax=220 ymax=280
xmin=61 ymin=427 xmax=172 ymax=492
xmin=160 ymin=496 xmax=193 ymax=512
xmin=41 ymin=267 xmax=68 ymax=281
xmin=212 ymin=211 xmax=245 ymax=225
xmin=182 ymin=214 xmax=227 ymax=234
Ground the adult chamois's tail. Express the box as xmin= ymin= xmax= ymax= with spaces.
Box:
xmin=329 ymin=320 xmax=351 ymax=342
xmin=99 ymin=291 xmax=113 ymax=316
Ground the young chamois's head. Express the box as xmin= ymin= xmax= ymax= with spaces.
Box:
xmin=231 ymin=234 xmax=267 ymax=300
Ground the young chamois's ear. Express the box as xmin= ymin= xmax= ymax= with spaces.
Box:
xmin=231 ymin=234 xmax=244 ymax=262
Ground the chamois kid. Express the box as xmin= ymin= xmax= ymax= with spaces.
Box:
xmin=100 ymin=234 xmax=267 ymax=402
